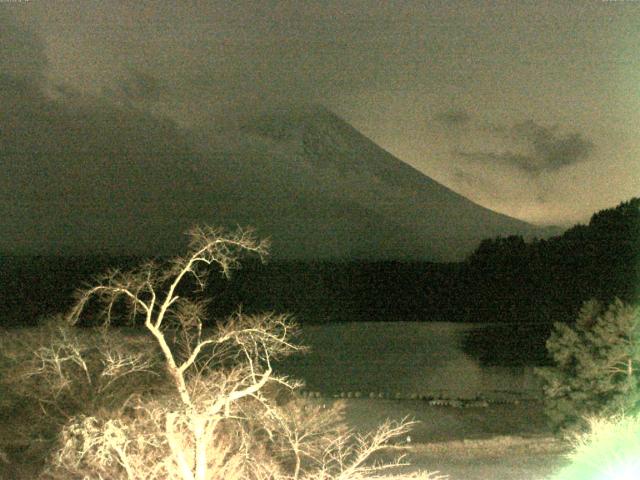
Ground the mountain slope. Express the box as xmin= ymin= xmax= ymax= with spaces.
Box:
xmin=1 ymin=96 xmax=555 ymax=260
xmin=185 ymin=105 xmax=554 ymax=260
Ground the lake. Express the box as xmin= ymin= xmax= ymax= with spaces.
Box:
xmin=275 ymin=322 xmax=553 ymax=400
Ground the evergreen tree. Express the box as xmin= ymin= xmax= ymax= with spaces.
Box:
xmin=536 ymin=298 xmax=640 ymax=432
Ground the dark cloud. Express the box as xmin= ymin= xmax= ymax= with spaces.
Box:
xmin=512 ymin=120 xmax=593 ymax=171
xmin=457 ymin=119 xmax=594 ymax=174
xmin=112 ymin=69 xmax=167 ymax=103
xmin=451 ymin=167 xmax=527 ymax=204
xmin=2 ymin=1 xmax=634 ymax=234
xmin=0 ymin=13 xmax=212 ymax=254
xmin=0 ymin=9 xmax=47 ymax=85
xmin=434 ymin=109 xmax=471 ymax=128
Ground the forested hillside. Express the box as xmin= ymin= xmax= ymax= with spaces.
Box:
xmin=461 ymin=197 xmax=639 ymax=324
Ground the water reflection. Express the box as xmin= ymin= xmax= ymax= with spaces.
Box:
xmin=275 ymin=322 xmax=553 ymax=399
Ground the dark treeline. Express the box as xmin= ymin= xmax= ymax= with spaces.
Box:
xmin=463 ymin=197 xmax=639 ymax=325
xmin=1 ymin=198 xmax=637 ymax=328
xmin=0 ymin=255 xmax=143 ymax=326
xmin=206 ymin=194 xmax=639 ymax=325
xmin=204 ymin=260 xmax=462 ymax=323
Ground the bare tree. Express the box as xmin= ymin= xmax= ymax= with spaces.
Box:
xmin=31 ymin=226 xmax=445 ymax=480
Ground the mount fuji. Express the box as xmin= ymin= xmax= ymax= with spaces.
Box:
xmin=180 ymin=105 xmax=555 ymax=260
xmin=1 ymin=102 xmax=556 ymax=261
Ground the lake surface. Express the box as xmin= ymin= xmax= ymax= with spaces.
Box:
xmin=275 ymin=322 xmax=551 ymax=399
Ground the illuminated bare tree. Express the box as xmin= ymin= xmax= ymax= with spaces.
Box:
xmin=33 ymin=226 xmax=444 ymax=480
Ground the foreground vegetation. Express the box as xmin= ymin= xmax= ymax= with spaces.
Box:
xmin=0 ymin=197 xmax=637 ymax=478
xmin=1 ymin=226 xmax=444 ymax=479
xmin=537 ymin=298 xmax=640 ymax=433
xmin=536 ymin=298 xmax=640 ymax=477
xmin=550 ymin=414 xmax=640 ymax=480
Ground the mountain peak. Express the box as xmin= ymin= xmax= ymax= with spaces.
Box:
xmin=240 ymin=103 xmax=341 ymax=141
xmin=2 ymin=100 xmax=557 ymax=260
xmin=213 ymin=104 xmax=553 ymax=260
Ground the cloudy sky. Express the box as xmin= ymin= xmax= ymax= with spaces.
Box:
xmin=3 ymin=0 xmax=639 ymax=228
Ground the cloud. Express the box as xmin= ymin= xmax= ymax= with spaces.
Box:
xmin=452 ymin=168 xmax=497 ymax=193
xmin=0 ymin=13 xmax=213 ymax=254
xmin=0 ymin=9 xmax=48 ymax=85
xmin=434 ymin=109 xmax=471 ymax=128
xmin=457 ymin=119 xmax=594 ymax=174
xmin=107 ymin=69 xmax=167 ymax=104
xmin=457 ymin=151 xmax=541 ymax=174
xmin=512 ymin=120 xmax=593 ymax=171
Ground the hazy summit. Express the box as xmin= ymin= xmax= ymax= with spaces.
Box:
xmin=187 ymin=105 xmax=555 ymax=260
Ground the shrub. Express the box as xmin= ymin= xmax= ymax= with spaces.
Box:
xmin=536 ymin=298 xmax=640 ymax=432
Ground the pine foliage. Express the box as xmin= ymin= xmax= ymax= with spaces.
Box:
xmin=536 ymin=299 xmax=640 ymax=432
